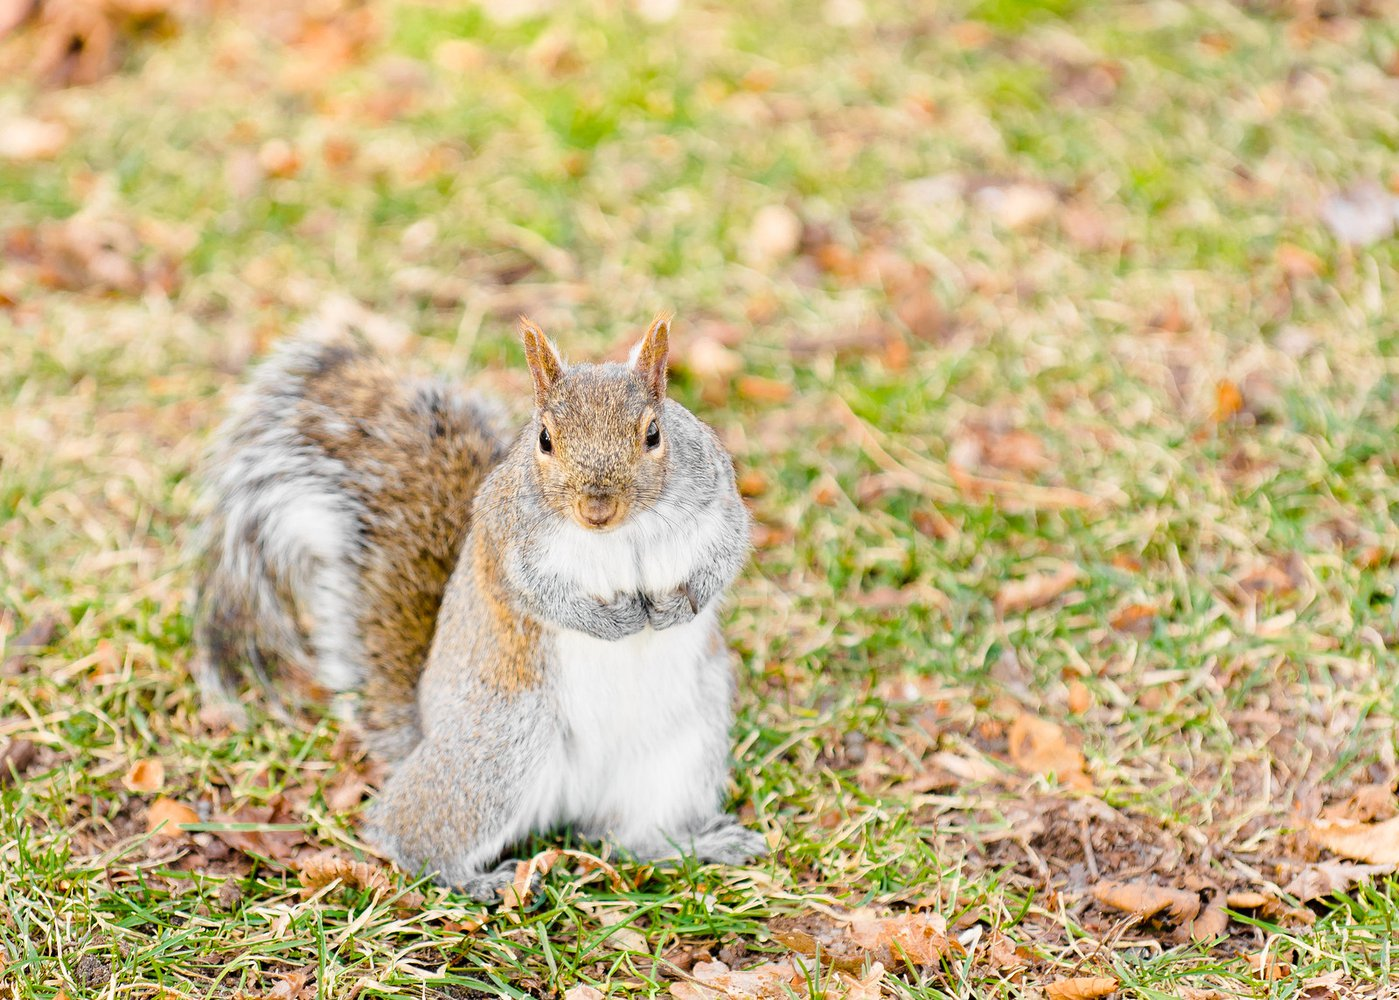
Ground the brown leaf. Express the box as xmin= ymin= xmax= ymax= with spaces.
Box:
xmin=297 ymin=850 xmax=422 ymax=909
xmin=146 ymin=798 xmax=199 ymax=839
xmin=1091 ymin=880 xmax=1200 ymax=924
xmin=736 ymin=375 xmax=792 ymax=404
xmin=744 ymin=204 xmax=803 ymax=266
xmin=1322 ymin=784 xmax=1398 ymax=824
xmin=1308 ymin=815 xmax=1399 ymax=865
xmin=564 ymin=988 xmax=605 ymax=1000
xmin=1275 ymin=243 xmax=1322 ymax=280
xmin=499 ymin=848 xmax=561 ymax=910
xmin=1007 ymin=714 xmax=1092 ymax=792
xmin=1044 ymin=976 xmax=1119 ymax=1000
xmin=846 ymin=909 xmax=957 ymax=969
xmin=3 ymin=614 xmax=59 ymax=675
xmin=122 ymin=758 xmax=165 ymax=793
xmin=994 ymin=563 xmax=1081 ymax=616
xmin=1225 ymin=891 xmax=1271 ymax=909
xmin=208 ymin=802 xmax=311 ymax=861
xmin=1066 ymin=680 xmax=1092 ymax=715
xmin=1188 ymin=904 xmax=1229 ymax=942
xmin=1108 ymin=603 xmax=1157 ymax=633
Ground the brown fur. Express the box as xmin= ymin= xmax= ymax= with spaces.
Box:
xmin=291 ymin=347 xmax=509 ymax=750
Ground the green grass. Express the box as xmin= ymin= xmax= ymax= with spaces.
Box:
xmin=3 ymin=0 xmax=1399 ymax=996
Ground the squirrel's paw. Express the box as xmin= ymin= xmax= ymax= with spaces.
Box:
xmin=457 ymin=859 xmax=542 ymax=905
xmin=645 ymin=585 xmax=699 ymax=631
xmin=587 ymin=592 xmax=649 ymax=641
xmin=688 ymin=814 xmax=769 ymax=866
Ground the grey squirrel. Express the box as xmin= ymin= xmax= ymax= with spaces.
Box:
xmin=192 ymin=313 xmax=766 ymax=900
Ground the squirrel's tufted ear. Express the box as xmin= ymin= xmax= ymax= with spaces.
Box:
xmin=629 ymin=312 xmax=671 ymax=402
xmin=519 ymin=316 xmax=565 ymax=407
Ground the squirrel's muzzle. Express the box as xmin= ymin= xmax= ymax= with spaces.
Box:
xmin=576 ymin=494 xmax=621 ymax=530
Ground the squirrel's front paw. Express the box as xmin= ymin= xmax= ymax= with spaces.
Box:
xmin=645 ymin=585 xmax=699 ymax=630
xmin=587 ymin=592 xmax=649 ymax=641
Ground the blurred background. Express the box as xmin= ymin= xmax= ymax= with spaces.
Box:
xmin=3 ymin=0 xmax=1399 ymax=994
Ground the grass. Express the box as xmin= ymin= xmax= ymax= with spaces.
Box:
xmin=2 ymin=0 xmax=1399 ymax=996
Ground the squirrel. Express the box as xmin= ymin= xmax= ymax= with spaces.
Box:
xmin=192 ymin=313 xmax=766 ymax=900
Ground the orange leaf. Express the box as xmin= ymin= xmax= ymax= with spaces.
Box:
xmin=1007 ymin=714 xmax=1092 ymax=792
xmin=122 ymin=758 xmax=165 ymax=793
xmin=1212 ymin=379 xmax=1243 ymax=423
xmin=146 ymin=797 xmax=198 ymax=838
xmin=994 ymin=563 xmax=1081 ymax=616
xmin=1090 ymin=880 xmax=1200 ymax=923
xmin=1044 ymin=976 xmax=1119 ymax=1000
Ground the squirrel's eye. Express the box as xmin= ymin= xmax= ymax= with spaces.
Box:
xmin=538 ymin=426 xmax=553 ymax=454
xmin=645 ymin=419 xmax=660 ymax=450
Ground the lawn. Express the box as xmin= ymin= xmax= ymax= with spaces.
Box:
xmin=2 ymin=0 xmax=1398 ymax=997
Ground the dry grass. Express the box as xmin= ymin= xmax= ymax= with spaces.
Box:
xmin=2 ymin=0 xmax=1399 ymax=997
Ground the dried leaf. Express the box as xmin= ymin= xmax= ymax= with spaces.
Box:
xmin=744 ymin=204 xmax=803 ymax=266
xmin=122 ymin=758 xmax=165 ymax=793
xmin=1109 ymin=603 xmax=1157 ymax=633
xmin=1309 ymin=815 xmax=1399 ymax=865
xmin=1212 ymin=379 xmax=1244 ymax=423
xmin=1282 ymin=859 xmax=1377 ymax=903
xmin=1007 ymin=714 xmax=1092 ymax=792
xmin=1066 ymin=680 xmax=1092 ymax=714
xmin=736 ymin=375 xmax=792 ymax=403
xmin=846 ymin=908 xmax=956 ymax=969
xmin=1275 ymin=243 xmax=1322 ymax=280
xmin=1188 ymin=904 xmax=1229 ymax=942
xmin=1322 ymin=784 xmax=1398 ymax=824
xmin=1225 ymin=891 xmax=1270 ymax=909
xmin=994 ymin=563 xmax=1081 ymax=616
xmin=499 ymin=848 xmax=561 ymax=910
xmin=1044 ymin=976 xmax=1119 ymax=1000
xmin=564 ymin=988 xmax=605 ymax=1000
xmin=0 ymin=738 xmax=37 ymax=785
xmin=146 ymin=797 xmax=199 ymax=838
xmin=1091 ymin=880 xmax=1200 ymax=923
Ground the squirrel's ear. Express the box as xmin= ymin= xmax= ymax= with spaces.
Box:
xmin=519 ymin=316 xmax=565 ymax=406
xmin=629 ymin=312 xmax=671 ymax=402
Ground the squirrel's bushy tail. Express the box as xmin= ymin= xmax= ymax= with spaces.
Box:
xmin=192 ymin=322 xmax=511 ymax=760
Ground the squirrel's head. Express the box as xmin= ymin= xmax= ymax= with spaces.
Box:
xmin=519 ymin=314 xmax=673 ymax=532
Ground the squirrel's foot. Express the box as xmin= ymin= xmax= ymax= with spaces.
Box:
xmin=687 ymin=814 xmax=768 ymax=866
xmin=456 ymin=859 xmax=542 ymax=905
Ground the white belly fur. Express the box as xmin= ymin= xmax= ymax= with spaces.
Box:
xmin=520 ymin=503 xmax=728 ymax=844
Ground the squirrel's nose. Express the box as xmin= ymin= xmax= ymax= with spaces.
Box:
xmin=577 ymin=495 xmax=620 ymax=529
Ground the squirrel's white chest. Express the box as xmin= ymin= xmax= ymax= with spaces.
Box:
xmin=534 ymin=502 xmax=724 ymax=598
xmin=530 ymin=608 xmax=724 ymax=840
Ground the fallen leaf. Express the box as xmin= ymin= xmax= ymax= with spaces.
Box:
xmin=1189 ymin=904 xmax=1229 ymax=942
xmin=1308 ymin=815 xmax=1399 ymax=865
xmin=147 ymin=798 xmax=199 ymax=838
xmin=1109 ymin=603 xmax=1157 ymax=633
xmin=122 ymin=758 xmax=165 ymax=793
xmin=0 ymin=116 xmax=68 ymax=160
xmin=1246 ymin=949 xmax=1292 ymax=981
xmin=736 ymin=375 xmax=792 ymax=403
xmin=1066 ymin=680 xmax=1092 ymax=714
xmin=672 ymin=958 xmax=803 ymax=1000
xmin=1091 ymin=880 xmax=1200 ymax=924
xmin=846 ymin=909 xmax=957 ymax=968
xmin=975 ymin=182 xmax=1059 ymax=230
xmin=1322 ymin=784 xmax=1398 ymax=824
xmin=564 ymin=988 xmax=605 ymax=1000
xmin=499 ymin=848 xmax=561 ymax=910
xmin=1225 ymin=891 xmax=1270 ymax=909
xmin=744 ymin=204 xmax=803 ymax=266
xmin=994 ymin=563 xmax=1081 ymax=616
xmin=1212 ymin=379 xmax=1244 ymax=423
xmin=297 ymin=851 xmax=424 ymax=909
xmin=1275 ymin=243 xmax=1322 ymax=279
xmin=1007 ymin=714 xmax=1092 ymax=791
xmin=1044 ymin=976 xmax=1119 ymax=1000
xmin=1285 ymin=860 xmax=1393 ymax=902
